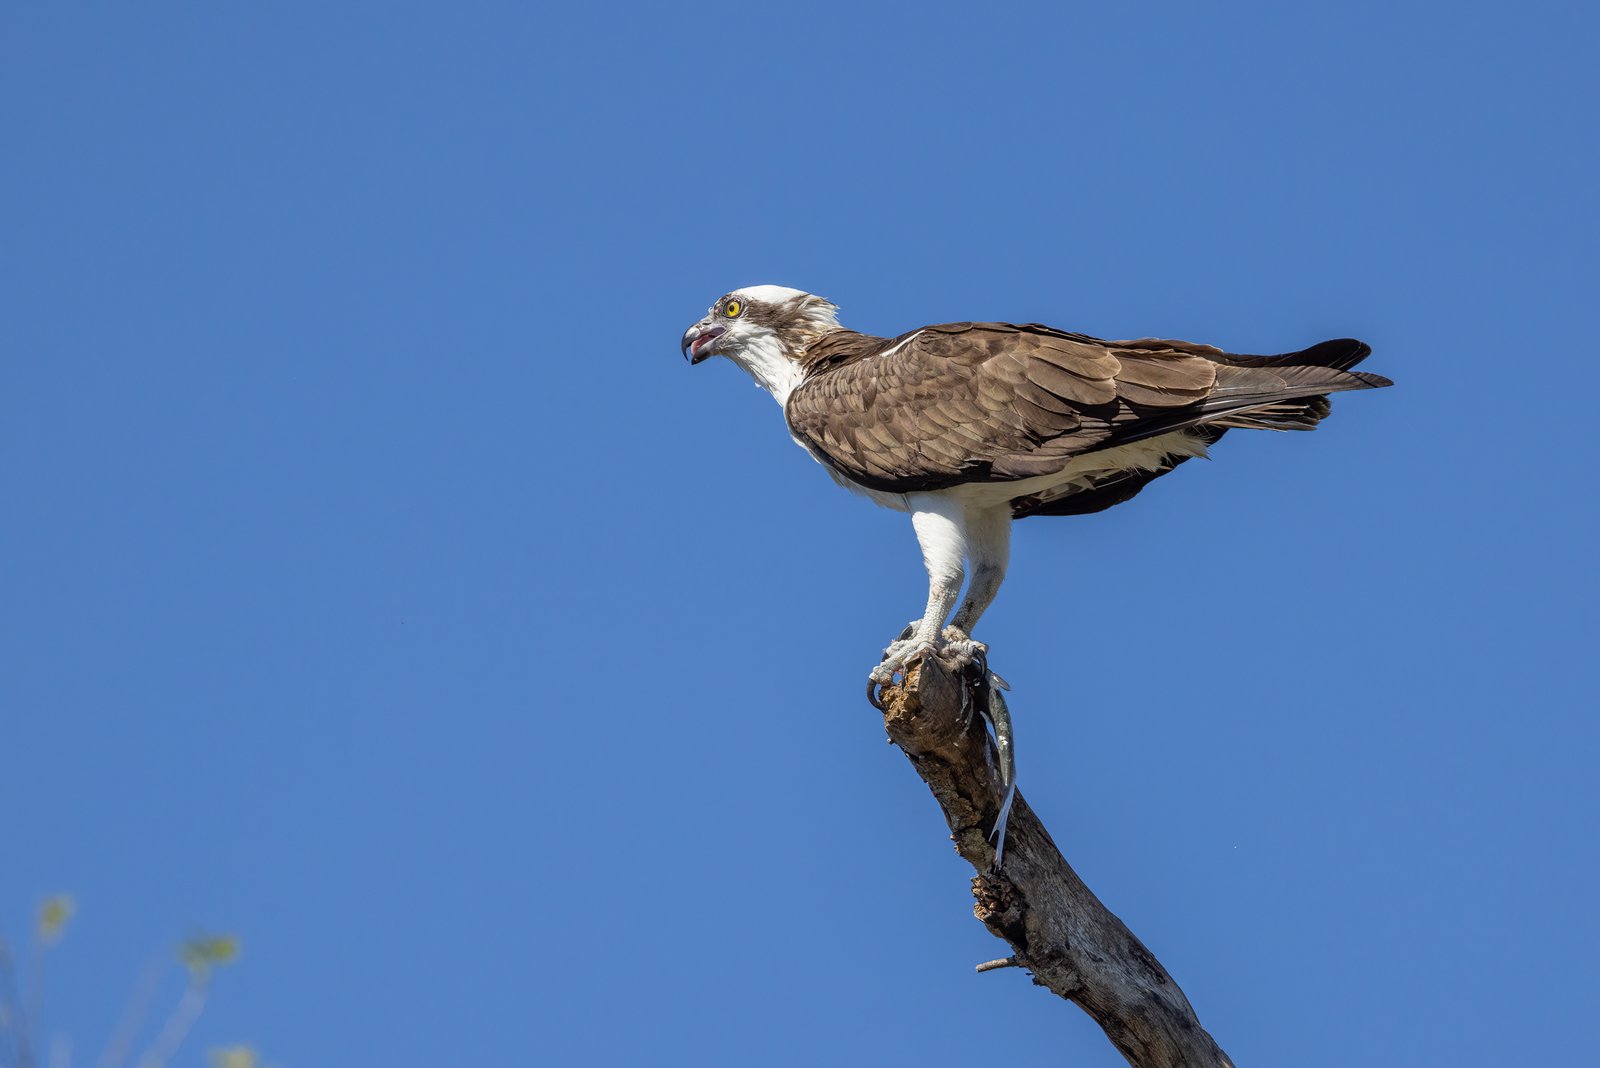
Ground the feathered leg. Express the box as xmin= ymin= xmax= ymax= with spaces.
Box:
xmin=870 ymin=494 xmax=968 ymax=684
xmin=948 ymin=504 xmax=1011 ymax=646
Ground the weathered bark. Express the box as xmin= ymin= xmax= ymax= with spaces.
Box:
xmin=877 ymin=653 xmax=1235 ymax=1068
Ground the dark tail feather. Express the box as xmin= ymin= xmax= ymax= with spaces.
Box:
xmin=1207 ymin=396 xmax=1331 ymax=431
xmin=1204 ymin=338 xmax=1388 ymax=430
xmin=1019 ymin=340 xmax=1388 ymax=519
xmin=1119 ymin=338 xmax=1389 ymax=444
xmin=1223 ymin=338 xmax=1381 ymax=375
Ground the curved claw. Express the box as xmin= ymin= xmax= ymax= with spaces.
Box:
xmin=869 ymin=622 xmax=926 ymax=708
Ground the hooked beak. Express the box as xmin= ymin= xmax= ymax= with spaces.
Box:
xmin=681 ymin=321 xmax=725 ymax=364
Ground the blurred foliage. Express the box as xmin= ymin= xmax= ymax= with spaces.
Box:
xmin=0 ymin=897 xmax=269 ymax=1068
xmin=35 ymin=896 xmax=74 ymax=946
xmin=179 ymin=935 xmax=241 ymax=980
xmin=208 ymin=1046 xmax=262 ymax=1068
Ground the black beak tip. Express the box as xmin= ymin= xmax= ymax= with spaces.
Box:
xmin=681 ymin=324 xmax=724 ymax=365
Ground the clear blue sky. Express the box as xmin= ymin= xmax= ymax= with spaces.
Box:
xmin=3 ymin=3 xmax=1595 ymax=1066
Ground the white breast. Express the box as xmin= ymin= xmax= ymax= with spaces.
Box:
xmin=729 ymin=330 xmax=807 ymax=406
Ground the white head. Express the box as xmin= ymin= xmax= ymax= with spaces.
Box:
xmin=680 ymin=285 xmax=842 ymax=404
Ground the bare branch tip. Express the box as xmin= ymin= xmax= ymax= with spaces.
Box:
xmin=975 ymin=956 xmax=1022 ymax=973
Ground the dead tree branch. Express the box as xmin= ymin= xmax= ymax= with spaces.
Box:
xmin=876 ymin=653 xmax=1235 ymax=1068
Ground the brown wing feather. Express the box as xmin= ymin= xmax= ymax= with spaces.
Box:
xmin=784 ymin=324 xmax=1387 ymax=495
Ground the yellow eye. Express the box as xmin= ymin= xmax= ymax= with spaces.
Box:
xmin=724 ymin=300 xmax=742 ymax=318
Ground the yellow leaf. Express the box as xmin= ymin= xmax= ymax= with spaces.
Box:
xmin=36 ymin=895 xmax=75 ymax=945
xmin=179 ymin=933 xmax=242 ymax=974
xmin=209 ymin=1046 xmax=259 ymax=1068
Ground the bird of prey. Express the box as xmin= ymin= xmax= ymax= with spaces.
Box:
xmin=682 ymin=285 xmax=1390 ymax=687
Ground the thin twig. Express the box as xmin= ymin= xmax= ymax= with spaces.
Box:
xmin=95 ymin=958 xmax=163 ymax=1068
xmin=20 ymin=940 xmax=41 ymax=1068
xmin=134 ymin=976 xmax=209 ymax=1068
xmin=0 ymin=936 xmax=25 ymax=1068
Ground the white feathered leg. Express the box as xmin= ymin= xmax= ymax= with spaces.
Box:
xmin=948 ymin=503 xmax=1011 ymax=644
xmin=871 ymin=494 xmax=969 ymax=683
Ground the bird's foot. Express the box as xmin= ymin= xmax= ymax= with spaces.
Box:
xmin=870 ymin=633 xmax=938 ymax=686
xmin=869 ymin=624 xmax=987 ymax=687
xmin=940 ymin=625 xmax=988 ymax=669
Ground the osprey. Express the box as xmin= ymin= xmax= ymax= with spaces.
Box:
xmin=682 ymin=285 xmax=1390 ymax=686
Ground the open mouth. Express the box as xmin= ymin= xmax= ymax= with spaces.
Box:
xmin=688 ymin=325 xmax=725 ymax=363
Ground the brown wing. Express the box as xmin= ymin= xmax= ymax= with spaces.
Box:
xmin=784 ymin=323 xmax=1387 ymax=495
